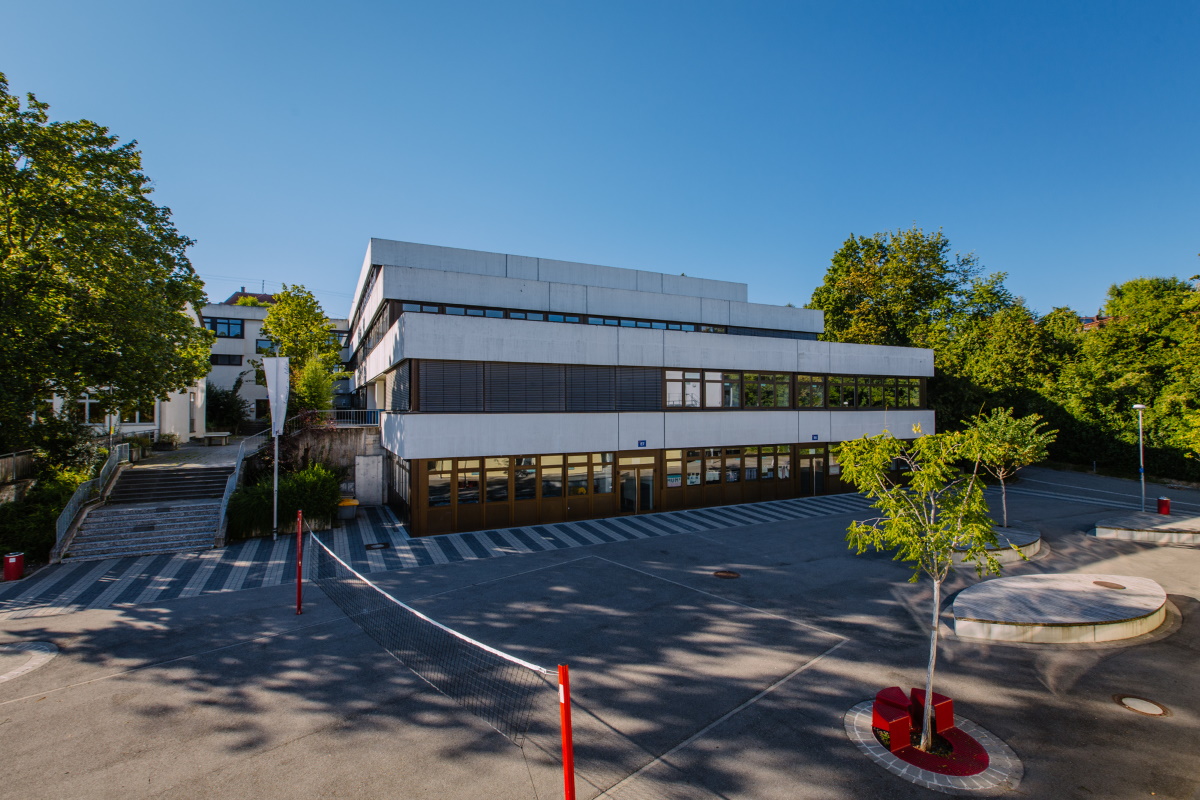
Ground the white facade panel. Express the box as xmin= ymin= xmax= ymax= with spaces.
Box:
xmin=729 ymin=302 xmax=823 ymax=334
xmin=505 ymin=254 xmax=539 ymax=280
xmin=583 ymin=285 xmax=703 ymax=321
xmin=537 ymin=258 xmax=639 ymax=292
xmin=796 ymin=342 xmax=835 ymax=375
xmin=825 ymin=342 xmax=934 ymax=377
xmin=616 ymin=328 xmax=666 ymax=367
xmin=664 ymin=412 xmax=800 ymax=449
xmin=369 ymin=239 xmax=508 ymax=277
xmin=700 ymin=297 xmax=731 ymax=325
xmin=616 ymin=413 xmax=666 ymax=450
xmin=661 ymin=272 xmax=747 ymax=302
xmin=549 ymin=282 xmax=588 ymax=314
xmin=829 ymin=410 xmax=936 ymax=441
xmin=796 ymin=411 xmax=835 ymax=444
xmin=636 ymin=270 xmax=664 ymax=294
xmin=381 ymin=408 xmax=935 ymax=461
xmin=661 ymin=330 xmax=800 ymax=372
xmin=358 ymin=320 xmax=403 ymax=386
xmin=381 ymin=265 xmax=551 ymax=311
xmin=384 ymin=412 xmax=622 ymax=460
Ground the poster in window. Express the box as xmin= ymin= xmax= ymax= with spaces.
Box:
xmin=666 ymin=473 xmax=682 ymax=488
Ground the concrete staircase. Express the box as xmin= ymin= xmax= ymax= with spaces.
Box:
xmin=61 ymin=466 xmax=234 ymax=562
xmin=107 ymin=466 xmax=233 ymax=504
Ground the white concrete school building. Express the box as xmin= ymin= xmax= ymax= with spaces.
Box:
xmin=347 ymin=239 xmax=934 ymax=536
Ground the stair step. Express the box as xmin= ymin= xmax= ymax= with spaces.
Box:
xmin=87 ymin=506 xmax=221 ymax=521
xmin=80 ymin=520 xmax=217 ymax=537
xmin=70 ymin=532 xmax=215 ymax=553
xmin=63 ymin=541 xmax=215 ymax=561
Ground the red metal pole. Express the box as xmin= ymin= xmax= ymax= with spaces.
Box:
xmin=558 ymin=664 xmax=576 ymax=800
xmin=295 ymin=509 xmax=303 ymax=615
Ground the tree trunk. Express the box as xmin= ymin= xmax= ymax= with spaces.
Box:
xmin=1000 ymin=476 xmax=1009 ymax=527
xmin=920 ymin=577 xmax=942 ymax=752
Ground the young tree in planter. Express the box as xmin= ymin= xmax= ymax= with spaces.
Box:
xmin=837 ymin=425 xmax=997 ymax=752
xmin=965 ymin=408 xmax=1057 ymax=528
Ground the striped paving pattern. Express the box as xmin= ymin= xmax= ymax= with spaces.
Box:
xmin=0 ymin=493 xmax=874 ymax=620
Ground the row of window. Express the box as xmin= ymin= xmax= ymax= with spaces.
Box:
xmin=422 ymin=445 xmax=831 ymax=507
xmin=666 ymin=371 xmax=924 ymax=410
xmin=73 ymin=393 xmax=156 ymax=424
xmin=398 ymin=360 xmax=925 ymax=413
xmin=210 ymin=354 xmax=244 ymax=366
xmin=353 ymin=297 xmax=820 ymax=368
xmin=204 ymin=317 xmax=348 ymax=348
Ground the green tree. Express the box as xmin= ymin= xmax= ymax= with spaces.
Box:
xmin=292 ymin=356 xmax=336 ymax=414
xmin=234 ymin=295 xmax=269 ymax=307
xmin=261 ymin=285 xmax=339 ymax=363
xmin=0 ymin=73 xmax=211 ymax=450
xmin=1049 ymin=277 xmax=1198 ymax=476
xmin=964 ymin=408 xmax=1057 ymax=527
xmin=836 ymin=425 xmax=996 ymax=752
xmin=807 ymin=226 xmax=1011 ymax=349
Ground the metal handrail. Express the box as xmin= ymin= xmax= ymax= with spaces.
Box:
xmin=54 ymin=443 xmax=130 ymax=549
xmin=281 ymin=408 xmax=380 ymax=436
xmin=214 ymin=431 xmax=271 ymax=543
xmin=0 ymin=449 xmax=34 ymax=484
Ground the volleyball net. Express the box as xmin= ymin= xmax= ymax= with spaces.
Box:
xmin=306 ymin=527 xmax=560 ymax=745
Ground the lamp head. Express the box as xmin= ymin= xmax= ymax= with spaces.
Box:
xmin=1133 ymin=404 xmax=1148 ymax=410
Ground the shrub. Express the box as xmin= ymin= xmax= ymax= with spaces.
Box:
xmin=0 ymin=470 xmax=91 ymax=561
xmin=226 ymin=462 xmax=341 ymax=539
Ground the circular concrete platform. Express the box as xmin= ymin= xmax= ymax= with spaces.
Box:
xmin=953 ymin=574 xmax=1166 ymax=643
xmin=953 ymin=526 xmax=1041 ymax=566
xmin=0 ymin=641 xmax=58 ymax=683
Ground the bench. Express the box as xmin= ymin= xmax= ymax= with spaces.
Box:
xmin=872 ymin=687 xmax=912 ymax=752
xmin=203 ymin=432 xmax=232 ymax=446
xmin=910 ymin=688 xmax=955 ymax=734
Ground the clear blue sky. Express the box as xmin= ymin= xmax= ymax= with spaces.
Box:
xmin=6 ymin=1 xmax=1198 ymax=319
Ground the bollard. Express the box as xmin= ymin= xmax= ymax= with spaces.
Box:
xmin=3 ymin=552 xmax=25 ymax=582
xmin=1157 ymin=497 xmax=1170 ymax=515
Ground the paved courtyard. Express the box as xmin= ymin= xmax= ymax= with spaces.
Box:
xmin=1 ymin=468 xmax=1198 ymax=799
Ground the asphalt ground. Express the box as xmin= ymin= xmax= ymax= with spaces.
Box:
xmin=1 ymin=470 xmax=1198 ymax=800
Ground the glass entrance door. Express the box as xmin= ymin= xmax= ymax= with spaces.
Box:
xmin=620 ymin=467 xmax=655 ymax=513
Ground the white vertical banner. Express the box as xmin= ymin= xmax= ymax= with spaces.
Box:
xmin=262 ymin=357 xmax=291 ymax=435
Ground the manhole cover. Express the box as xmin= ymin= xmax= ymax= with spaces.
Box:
xmin=365 ymin=543 xmax=391 ymax=550
xmin=1114 ymin=695 xmax=1168 ymax=716
xmin=713 ymin=570 xmax=741 ymax=579
xmin=1094 ymin=580 xmax=1126 ymax=590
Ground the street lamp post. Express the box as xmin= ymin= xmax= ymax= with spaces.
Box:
xmin=1133 ymin=404 xmax=1147 ymax=512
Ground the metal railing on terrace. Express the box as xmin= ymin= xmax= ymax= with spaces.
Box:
xmin=0 ymin=450 xmax=34 ymax=484
xmin=281 ymin=408 xmax=380 ymax=436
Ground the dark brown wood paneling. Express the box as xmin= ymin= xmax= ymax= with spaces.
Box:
xmin=566 ymin=365 xmax=617 ymax=411
xmin=420 ymin=361 xmax=484 ymax=411
xmin=484 ymin=363 xmax=566 ymax=412
xmin=615 ymin=367 xmax=661 ymax=411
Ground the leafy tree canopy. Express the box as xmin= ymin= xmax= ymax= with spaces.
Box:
xmin=963 ymin=408 xmax=1057 ymax=527
xmin=260 ymin=284 xmax=339 ymax=364
xmin=837 ymin=425 xmax=996 ymax=751
xmin=807 ymin=226 xmax=1012 ymax=349
xmin=0 ymin=73 xmax=211 ymax=450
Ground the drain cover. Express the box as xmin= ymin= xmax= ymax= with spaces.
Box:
xmin=1094 ymin=580 xmax=1126 ymax=590
xmin=1114 ymin=695 xmax=1168 ymax=716
xmin=713 ymin=570 xmax=741 ymax=579
xmin=365 ymin=543 xmax=391 ymax=550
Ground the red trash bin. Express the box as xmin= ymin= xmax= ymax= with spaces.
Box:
xmin=1157 ymin=497 xmax=1170 ymax=515
xmin=2 ymin=552 xmax=24 ymax=581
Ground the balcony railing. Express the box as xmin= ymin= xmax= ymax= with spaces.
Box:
xmin=282 ymin=408 xmax=381 ymax=436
